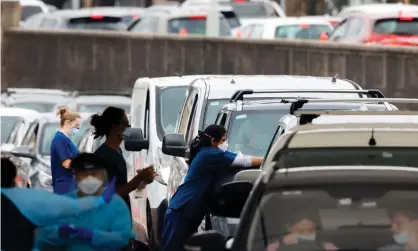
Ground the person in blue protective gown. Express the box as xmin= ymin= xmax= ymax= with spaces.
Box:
xmin=35 ymin=152 xmax=134 ymax=251
xmin=0 ymin=157 xmax=116 ymax=251
xmin=161 ymin=124 xmax=265 ymax=251
xmin=50 ymin=107 xmax=81 ymax=194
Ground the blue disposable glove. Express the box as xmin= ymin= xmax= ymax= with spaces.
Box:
xmin=58 ymin=225 xmax=76 ymax=240
xmin=72 ymin=227 xmax=94 ymax=241
xmin=100 ymin=177 xmax=116 ymax=205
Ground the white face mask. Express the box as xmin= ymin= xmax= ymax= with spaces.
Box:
xmin=218 ymin=141 xmax=228 ymax=151
xmin=77 ymin=176 xmax=103 ymax=195
xmin=70 ymin=128 xmax=79 ymax=137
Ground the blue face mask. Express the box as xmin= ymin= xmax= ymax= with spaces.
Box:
xmin=69 ymin=128 xmax=79 ymax=137
xmin=296 ymin=234 xmax=316 ymax=242
xmin=393 ymin=232 xmax=410 ymax=245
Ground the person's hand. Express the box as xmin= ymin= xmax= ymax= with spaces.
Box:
xmin=136 ymin=166 xmax=156 ymax=184
xmin=71 ymin=227 xmax=93 ymax=241
xmin=266 ymin=240 xmax=280 ymax=251
xmin=58 ymin=225 xmax=76 ymax=240
xmin=283 ymin=234 xmax=298 ymax=245
xmin=322 ymin=242 xmax=339 ymax=251
xmin=101 ymin=177 xmax=116 ymax=204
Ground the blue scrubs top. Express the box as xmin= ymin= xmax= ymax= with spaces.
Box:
xmin=50 ymin=131 xmax=80 ymax=194
xmin=168 ymin=147 xmax=237 ymax=218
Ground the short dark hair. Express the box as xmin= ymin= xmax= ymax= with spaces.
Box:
xmin=90 ymin=106 xmax=125 ymax=139
xmin=1 ymin=157 xmax=17 ymax=188
xmin=71 ymin=153 xmax=106 ymax=173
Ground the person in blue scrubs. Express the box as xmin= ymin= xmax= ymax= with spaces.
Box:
xmin=161 ymin=124 xmax=264 ymax=251
xmin=35 ymin=153 xmax=134 ymax=251
xmin=50 ymin=107 xmax=81 ymax=194
xmin=0 ymin=157 xmax=116 ymax=251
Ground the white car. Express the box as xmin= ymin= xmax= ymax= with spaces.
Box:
xmin=336 ymin=2 xmax=418 ymax=19
xmin=20 ymin=0 xmax=51 ymax=22
xmin=238 ymin=16 xmax=333 ymax=40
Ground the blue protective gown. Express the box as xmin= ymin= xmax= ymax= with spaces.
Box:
xmin=161 ymin=147 xmax=237 ymax=251
xmin=1 ymin=188 xmax=106 ymax=251
xmin=35 ymin=190 xmax=134 ymax=251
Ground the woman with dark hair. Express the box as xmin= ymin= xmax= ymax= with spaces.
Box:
xmin=90 ymin=107 xmax=155 ymax=208
xmin=161 ymin=124 xmax=264 ymax=251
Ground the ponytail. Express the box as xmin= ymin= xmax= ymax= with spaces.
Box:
xmin=187 ymin=124 xmax=226 ymax=165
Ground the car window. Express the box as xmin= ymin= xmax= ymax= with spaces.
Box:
xmin=221 ymin=11 xmax=241 ymax=29
xmin=67 ymin=16 xmax=128 ymax=30
xmin=41 ymin=17 xmax=58 ymax=28
xmin=203 ymin=99 xmax=229 ymax=129
xmin=346 ymin=17 xmax=367 ymax=38
xmin=9 ymin=102 xmax=55 ymax=113
xmin=167 ymin=16 xmax=231 ymax=36
xmin=373 ymin=18 xmax=418 ymax=35
xmin=329 ymin=19 xmax=349 ymax=40
xmin=222 ymin=2 xmax=269 ymax=18
xmin=76 ymin=104 xmax=131 ymax=113
xmin=248 ymin=24 xmax=264 ymax=38
xmin=250 ymin=186 xmax=418 ymax=251
xmin=130 ymin=16 xmax=159 ymax=33
xmin=227 ymin=110 xmax=285 ymax=156
xmin=21 ymin=5 xmax=43 ymax=21
xmin=24 ymin=13 xmax=44 ymax=28
xmin=156 ymin=86 xmax=188 ymax=138
xmin=1 ymin=116 xmax=23 ymax=143
xmin=39 ymin=121 xmax=89 ymax=155
xmin=275 ymin=24 xmax=332 ymax=40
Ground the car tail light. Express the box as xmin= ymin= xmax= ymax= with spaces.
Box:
xmin=299 ymin=24 xmax=310 ymax=28
xmin=329 ymin=20 xmax=339 ymax=26
xmin=189 ymin=15 xmax=206 ymax=20
xmin=234 ymin=0 xmax=246 ymax=2
xmin=399 ymin=16 xmax=414 ymax=21
xmin=90 ymin=14 xmax=104 ymax=20
xmin=132 ymin=14 xmax=138 ymax=19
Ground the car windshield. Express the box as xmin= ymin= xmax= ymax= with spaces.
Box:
xmin=373 ymin=18 xmax=418 ymax=36
xmin=167 ymin=17 xmax=231 ymax=36
xmin=21 ymin=5 xmax=42 ymax=21
xmin=9 ymin=102 xmax=55 ymax=113
xmin=250 ymin=186 xmax=418 ymax=251
xmin=40 ymin=121 xmax=89 ymax=155
xmin=278 ymin=147 xmax=418 ymax=168
xmin=1 ymin=116 xmax=22 ymax=143
xmin=221 ymin=2 xmax=268 ymax=18
xmin=275 ymin=24 xmax=332 ymax=40
xmin=156 ymin=86 xmax=188 ymax=138
xmin=204 ymin=99 xmax=229 ymax=129
xmin=77 ymin=104 xmax=131 ymax=113
xmin=67 ymin=16 xmax=128 ymax=30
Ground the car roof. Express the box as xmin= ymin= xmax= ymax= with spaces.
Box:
xmin=44 ymin=7 xmax=145 ymax=19
xmin=0 ymin=107 xmax=40 ymax=117
xmin=243 ymin=16 xmax=333 ymax=26
xmin=20 ymin=0 xmax=48 ymax=7
xmin=193 ymin=75 xmax=360 ymax=99
xmin=71 ymin=95 xmax=132 ymax=105
xmin=311 ymin=114 xmax=418 ymax=125
xmin=134 ymin=75 xmax=235 ymax=88
xmin=337 ymin=3 xmax=418 ymax=17
xmin=7 ymin=95 xmax=70 ymax=104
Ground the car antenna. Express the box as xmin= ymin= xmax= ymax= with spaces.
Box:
xmin=331 ymin=73 xmax=338 ymax=83
xmin=368 ymin=128 xmax=376 ymax=146
xmin=230 ymin=79 xmax=236 ymax=84
xmin=173 ymin=72 xmax=182 ymax=77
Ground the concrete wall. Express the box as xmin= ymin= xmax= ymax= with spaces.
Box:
xmin=2 ymin=29 xmax=418 ymax=98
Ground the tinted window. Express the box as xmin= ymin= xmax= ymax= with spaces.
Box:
xmin=167 ymin=17 xmax=231 ymax=36
xmin=21 ymin=5 xmax=42 ymax=21
xmin=1 ymin=116 xmax=22 ymax=143
xmin=275 ymin=24 xmax=332 ymax=40
xmin=223 ymin=2 xmax=268 ymax=18
xmin=203 ymin=99 xmax=229 ymax=129
xmin=40 ymin=121 xmax=89 ymax=155
xmin=373 ymin=18 xmax=418 ymax=35
xmin=251 ymin=187 xmax=418 ymax=251
xmin=221 ymin=11 xmax=240 ymax=28
xmin=67 ymin=17 xmax=127 ymax=30
xmin=9 ymin=102 xmax=55 ymax=113
xmin=77 ymin=104 xmax=131 ymax=113
xmin=156 ymin=86 xmax=188 ymax=138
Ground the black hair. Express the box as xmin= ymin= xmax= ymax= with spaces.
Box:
xmin=71 ymin=153 xmax=106 ymax=173
xmin=188 ymin=124 xmax=227 ymax=165
xmin=1 ymin=157 xmax=17 ymax=188
xmin=90 ymin=106 xmax=125 ymax=139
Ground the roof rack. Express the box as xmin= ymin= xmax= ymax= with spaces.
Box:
xmin=72 ymin=90 xmax=132 ymax=98
xmin=289 ymin=98 xmax=418 ymax=115
xmin=294 ymin=110 xmax=418 ymax=125
xmin=229 ymin=89 xmax=385 ymax=102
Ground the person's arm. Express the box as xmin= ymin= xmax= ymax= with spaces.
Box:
xmin=89 ymin=196 xmax=134 ymax=250
xmin=55 ymin=138 xmax=74 ymax=169
xmin=1 ymin=184 xmax=114 ymax=227
xmin=222 ymin=150 xmax=264 ymax=168
xmin=116 ymin=166 xmax=155 ymax=197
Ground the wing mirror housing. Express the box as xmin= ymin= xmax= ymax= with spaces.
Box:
xmin=162 ymin=133 xmax=186 ymax=157
xmin=124 ymin=128 xmax=149 ymax=151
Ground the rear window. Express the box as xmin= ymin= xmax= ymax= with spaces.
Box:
xmin=373 ymin=18 xmax=418 ymax=35
xmin=275 ymin=24 xmax=332 ymax=40
xmin=167 ymin=17 xmax=231 ymax=36
xmin=21 ymin=5 xmax=42 ymax=21
xmin=221 ymin=11 xmax=240 ymax=28
xmin=67 ymin=16 xmax=128 ymax=30
xmin=222 ymin=2 xmax=269 ymax=18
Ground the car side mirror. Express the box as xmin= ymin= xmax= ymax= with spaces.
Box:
xmin=185 ymin=230 xmax=226 ymax=251
xmin=210 ymin=181 xmax=253 ymax=218
xmin=162 ymin=133 xmax=186 ymax=157
xmin=124 ymin=128 xmax=149 ymax=151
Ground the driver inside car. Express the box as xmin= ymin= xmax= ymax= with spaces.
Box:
xmin=266 ymin=217 xmax=338 ymax=251
xmin=380 ymin=211 xmax=418 ymax=251
xmin=237 ymin=119 xmax=271 ymax=156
